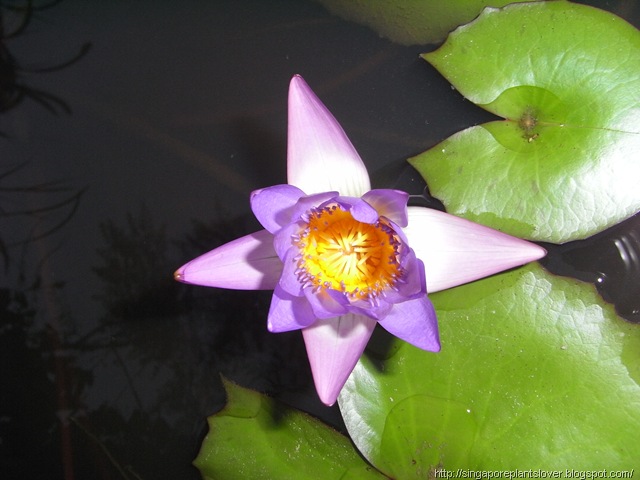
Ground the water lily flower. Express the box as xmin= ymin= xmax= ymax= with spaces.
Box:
xmin=175 ymin=75 xmax=546 ymax=406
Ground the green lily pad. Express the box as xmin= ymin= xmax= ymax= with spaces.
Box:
xmin=339 ymin=263 xmax=640 ymax=473
xmin=194 ymin=378 xmax=388 ymax=480
xmin=316 ymin=0 xmax=541 ymax=45
xmin=410 ymin=2 xmax=640 ymax=243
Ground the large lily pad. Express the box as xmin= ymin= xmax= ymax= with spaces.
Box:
xmin=410 ymin=2 xmax=640 ymax=243
xmin=315 ymin=0 xmax=541 ymax=45
xmin=339 ymin=263 xmax=640 ymax=473
xmin=194 ymin=378 xmax=388 ymax=479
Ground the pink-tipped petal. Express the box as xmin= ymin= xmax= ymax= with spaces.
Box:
xmin=378 ymin=296 xmax=440 ymax=352
xmin=362 ymin=189 xmax=409 ymax=227
xmin=174 ymin=229 xmax=282 ymax=290
xmin=287 ymin=75 xmax=371 ymax=197
xmin=250 ymin=184 xmax=305 ymax=233
xmin=405 ymin=207 xmax=547 ymax=293
xmin=302 ymin=314 xmax=376 ymax=406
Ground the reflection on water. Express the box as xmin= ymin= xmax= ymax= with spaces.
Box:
xmin=2 ymin=201 xmax=317 ymax=479
xmin=0 ymin=2 xmax=90 ymax=118
xmin=543 ymin=212 xmax=640 ymax=323
xmin=1 ymin=0 xmax=639 ymax=478
xmin=0 ymin=163 xmax=85 ymax=270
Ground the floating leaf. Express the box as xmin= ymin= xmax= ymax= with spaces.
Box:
xmin=410 ymin=2 xmax=640 ymax=243
xmin=339 ymin=263 xmax=640 ymax=473
xmin=194 ymin=378 xmax=388 ymax=480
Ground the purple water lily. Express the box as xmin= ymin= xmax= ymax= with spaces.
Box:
xmin=175 ymin=75 xmax=546 ymax=406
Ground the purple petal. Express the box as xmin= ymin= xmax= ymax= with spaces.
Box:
xmin=250 ymin=184 xmax=305 ymax=233
xmin=287 ymin=75 xmax=371 ymax=197
xmin=273 ymin=222 xmax=302 ymax=261
xmin=405 ymin=207 xmax=547 ymax=293
xmin=378 ymin=296 xmax=440 ymax=352
xmin=267 ymin=285 xmax=317 ymax=332
xmin=174 ymin=229 xmax=282 ymax=290
xmin=383 ymin=253 xmax=426 ymax=303
xmin=277 ymin=247 xmax=304 ymax=296
xmin=347 ymin=298 xmax=393 ymax=321
xmin=304 ymin=288 xmax=350 ymax=319
xmin=302 ymin=314 xmax=377 ymax=406
xmin=289 ymin=190 xmax=339 ymax=224
xmin=334 ymin=196 xmax=378 ymax=224
xmin=362 ymin=189 xmax=409 ymax=227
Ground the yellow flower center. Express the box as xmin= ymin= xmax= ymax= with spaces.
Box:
xmin=295 ymin=204 xmax=402 ymax=299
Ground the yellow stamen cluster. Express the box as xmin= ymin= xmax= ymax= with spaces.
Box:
xmin=294 ymin=204 xmax=401 ymax=300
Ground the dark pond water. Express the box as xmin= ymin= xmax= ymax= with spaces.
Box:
xmin=2 ymin=1 xmax=639 ymax=478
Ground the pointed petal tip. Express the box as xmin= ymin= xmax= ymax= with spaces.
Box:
xmin=173 ymin=269 xmax=185 ymax=283
xmin=532 ymin=243 xmax=547 ymax=261
xmin=512 ymin=240 xmax=547 ymax=265
xmin=313 ymin=371 xmax=344 ymax=406
xmin=290 ymin=73 xmax=307 ymax=89
xmin=289 ymin=74 xmax=311 ymax=99
xmin=311 ymin=375 xmax=341 ymax=407
xmin=318 ymin=392 xmax=337 ymax=407
xmin=173 ymin=261 xmax=202 ymax=286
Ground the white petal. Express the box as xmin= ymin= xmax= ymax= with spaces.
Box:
xmin=302 ymin=314 xmax=376 ymax=406
xmin=405 ymin=207 xmax=546 ymax=292
xmin=287 ymin=75 xmax=370 ymax=196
